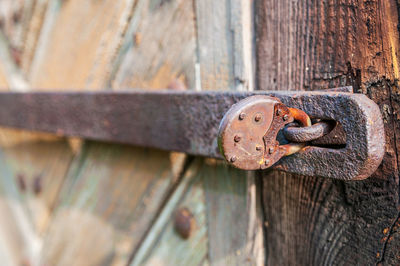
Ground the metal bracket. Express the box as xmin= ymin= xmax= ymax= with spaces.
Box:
xmin=0 ymin=87 xmax=385 ymax=180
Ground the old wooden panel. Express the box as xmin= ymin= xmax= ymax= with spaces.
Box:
xmin=194 ymin=0 xmax=264 ymax=265
xmin=130 ymin=159 xmax=208 ymax=266
xmin=112 ymin=0 xmax=197 ymax=90
xmin=195 ymin=0 xmax=254 ymax=92
xmin=31 ymin=0 xmax=198 ymax=265
xmin=257 ymin=0 xmax=400 ymax=265
xmin=40 ymin=142 xmax=185 ymax=265
xmin=29 ymin=0 xmax=136 ymax=89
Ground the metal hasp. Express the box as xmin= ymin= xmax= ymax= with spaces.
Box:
xmin=0 ymin=88 xmax=385 ymax=180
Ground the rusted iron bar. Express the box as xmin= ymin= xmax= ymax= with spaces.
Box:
xmin=0 ymin=89 xmax=384 ymax=180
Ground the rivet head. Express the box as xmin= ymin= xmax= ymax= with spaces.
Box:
xmin=234 ymin=135 xmax=241 ymax=142
xmin=254 ymin=114 xmax=262 ymax=122
xmin=269 ymin=147 xmax=275 ymax=154
xmin=230 ymin=156 xmax=237 ymax=163
xmin=174 ymin=208 xmax=193 ymax=239
xmin=239 ymin=113 xmax=246 ymax=120
xmin=283 ymin=114 xmax=289 ymax=121
xmin=256 ymin=146 xmax=262 ymax=151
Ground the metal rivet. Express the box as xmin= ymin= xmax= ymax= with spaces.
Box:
xmin=239 ymin=113 xmax=246 ymax=120
xmin=269 ymin=147 xmax=274 ymax=154
xmin=256 ymin=146 xmax=262 ymax=151
xmin=234 ymin=135 xmax=241 ymax=142
xmin=254 ymin=114 xmax=262 ymax=122
xmin=230 ymin=156 xmax=237 ymax=162
xmin=283 ymin=114 xmax=289 ymax=121
xmin=174 ymin=208 xmax=193 ymax=239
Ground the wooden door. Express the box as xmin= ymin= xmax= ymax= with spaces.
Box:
xmin=0 ymin=0 xmax=263 ymax=265
xmin=0 ymin=0 xmax=398 ymax=266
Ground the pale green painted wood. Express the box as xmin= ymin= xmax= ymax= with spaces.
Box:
xmin=40 ymin=142 xmax=184 ymax=266
xmin=131 ymin=159 xmax=208 ymax=266
xmin=194 ymin=0 xmax=264 ymax=265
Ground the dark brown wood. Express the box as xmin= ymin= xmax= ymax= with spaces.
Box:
xmin=257 ymin=0 xmax=400 ymax=265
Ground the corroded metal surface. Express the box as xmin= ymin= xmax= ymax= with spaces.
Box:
xmin=0 ymin=89 xmax=385 ymax=180
xmin=218 ymin=95 xmax=294 ymax=170
xmin=283 ymin=121 xmax=336 ymax=143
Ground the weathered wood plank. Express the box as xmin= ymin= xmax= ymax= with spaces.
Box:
xmin=130 ymin=159 xmax=208 ymax=266
xmin=112 ymin=0 xmax=197 ymax=90
xmin=0 ymin=148 xmax=42 ymax=266
xmin=195 ymin=0 xmax=254 ymax=92
xmin=33 ymin=0 xmax=198 ymax=265
xmin=40 ymin=142 xmax=185 ymax=266
xmin=1 ymin=137 xmax=74 ymax=235
xmin=194 ymin=0 xmax=264 ymax=264
xmin=257 ymin=0 xmax=400 ymax=264
xmin=29 ymin=0 xmax=136 ymax=89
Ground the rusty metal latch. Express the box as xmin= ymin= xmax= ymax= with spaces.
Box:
xmin=0 ymin=87 xmax=385 ymax=180
xmin=218 ymin=91 xmax=385 ymax=180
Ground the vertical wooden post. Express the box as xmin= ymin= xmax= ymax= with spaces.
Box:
xmin=256 ymin=0 xmax=400 ymax=264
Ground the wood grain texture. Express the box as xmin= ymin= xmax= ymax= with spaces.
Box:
xmin=195 ymin=1 xmax=264 ymax=265
xmin=257 ymin=0 xmax=400 ymax=264
xmin=29 ymin=0 xmax=136 ymax=89
xmin=32 ymin=0 xmax=197 ymax=265
xmin=40 ymin=142 xmax=184 ymax=266
xmin=112 ymin=0 xmax=197 ymax=90
xmin=130 ymin=159 xmax=208 ymax=266
xmin=195 ymin=0 xmax=254 ymax=92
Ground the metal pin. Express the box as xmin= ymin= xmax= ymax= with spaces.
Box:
xmin=234 ymin=135 xmax=241 ymax=142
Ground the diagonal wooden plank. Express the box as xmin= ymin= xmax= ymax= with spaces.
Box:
xmin=29 ymin=0 xmax=136 ymax=90
xmin=40 ymin=142 xmax=185 ymax=265
xmin=130 ymin=159 xmax=208 ymax=266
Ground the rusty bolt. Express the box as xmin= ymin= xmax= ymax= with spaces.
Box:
xmin=283 ymin=114 xmax=289 ymax=121
xmin=254 ymin=113 xmax=262 ymax=122
xmin=230 ymin=156 xmax=237 ymax=163
xmin=174 ymin=207 xmax=193 ymax=239
xmin=238 ymin=113 xmax=246 ymax=120
xmin=269 ymin=147 xmax=275 ymax=154
xmin=234 ymin=135 xmax=241 ymax=142
xmin=256 ymin=145 xmax=262 ymax=151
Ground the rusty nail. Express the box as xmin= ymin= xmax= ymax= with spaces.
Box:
xmin=283 ymin=114 xmax=289 ymax=121
xmin=234 ymin=135 xmax=241 ymax=142
xmin=269 ymin=147 xmax=274 ymax=154
xmin=230 ymin=156 xmax=237 ymax=162
xmin=256 ymin=145 xmax=262 ymax=151
xmin=239 ymin=113 xmax=246 ymax=120
xmin=33 ymin=175 xmax=42 ymax=195
xmin=254 ymin=114 xmax=262 ymax=122
xmin=174 ymin=207 xmax=193 ymax=239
